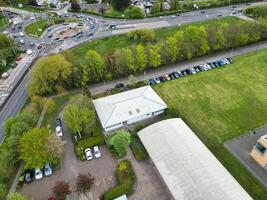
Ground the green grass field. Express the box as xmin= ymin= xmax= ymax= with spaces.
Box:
xmin=154 ymin=49 xmax=267 ymax=200
xmin=72 ymin=17 xmax=240 ymax=57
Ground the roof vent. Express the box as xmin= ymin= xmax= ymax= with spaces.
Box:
xmin=128 ymin=111 xmax=132 ymax=115
xmin=136 ymin=108 xmax=140 ymax=113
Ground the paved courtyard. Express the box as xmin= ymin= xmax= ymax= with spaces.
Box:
xmin=224 ymin=125 xmax=267 ymax=187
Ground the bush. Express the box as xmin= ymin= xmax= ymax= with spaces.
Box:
xmin=76 ymin=135 xmax=105 ymax=160
xmin=124 ymin=6 xmax=145 ymax=19
xmin=103 ymin=160 xmax=136 ymax=200
xmin=245 ymin=5 xmax=267 ymax=18
xmin=0 ymin=183 xmax=7 ymax=200
xmin=128 ymin=29 xmax=156 ymax=43
xmin=130 ymin=137 xmax=148 ymax=161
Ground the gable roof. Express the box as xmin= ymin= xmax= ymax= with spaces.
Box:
xmin=138 ymin=118 xmax=253 ymax=200
xmin=93 ymin=86 xmax=167 ymax=128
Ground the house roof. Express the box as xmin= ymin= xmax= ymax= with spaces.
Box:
xmin=93 ymin=86 xmax=167 ymax=128
xmin=138 ymin=118 xmax=253 ymax=200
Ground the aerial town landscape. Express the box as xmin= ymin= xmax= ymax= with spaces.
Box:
xmin=1 ymin=0 xmax=267 ymax=200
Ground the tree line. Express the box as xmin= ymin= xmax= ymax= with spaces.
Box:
xmin=28 ymin=19 xmax=267 ymax=96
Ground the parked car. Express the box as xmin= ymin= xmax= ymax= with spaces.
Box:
xmin=189 ymin=68 xmax=196 ymax=74
xmin=169 ymin=73 xmax=175 ymax=80
xmin=226 ymin=57 xmax=233 ymax=63
xmin=185 ymin=69 xmax=192 ymax=74
xmin=2 ymin=71 xmax=10 ymax=79
xmin=87 ymin=32 xmax=94 ymax=37
xmin=19 ymin=39 xmax=25 ymax=44
xmin=172 ymin=71 xmax=180 ymax=78
xmin=37 ymin=45 xmax=43 ymax=50
xmin=44 ymin=163 xmax=52 ymax=177
xmin=21 ymin=49 xmax=26 ymax=53
xmin=34 ymin=168 xmax=43 ymax=180
xmin=19 ymin=32 xmax=24 ymax=37
xmin=56 ymin=118 xmax=62 ymax=127
xmin=163 ymin=74 xmax=171 ymax=81
xmin=181 ymin=70 xmax=188 ymax=76
xmin=115 ymin=83 xmax=124 ymax=88
xmin=48 ymin=33 xmax=53 ymax=38
xmin=93 ymin=146 xmax=101 ymax=158
xmin=30 ymin=42 xmax=35 ymax=47
xmin=10 ymin=63 xmax=17 ymax=68
xmin=213 ymin=62 xmax=220 ymax=67
xmin=193 ymin=66 xmax=200 ymax=73
xmin=153 ymin=77 xmax=161 ymax=84
xmin=159 ymin=76 xmax=167 ymax=82
xmin=26 ymin=49 xmax=33 ymax=55
xmin=56 ymin=126 xmax=63 ymax=137
xmin=208 ymin=62 xmax=216 ymax=69
xmin=222 ymin=58 xmax=230 ymax=64
xmin=85 ymin=148 xmax=93 ymax=160
xmin=149 ymin=78 xmax=156 ymax=85
xmin=24 ymin=169 xmax=34 ymax=183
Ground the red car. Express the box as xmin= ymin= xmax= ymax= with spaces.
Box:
xmin=16 ymin=56 xmax=22 ymax=61
xmin=63 ymin=36 xmax=69 ymax=40
xmin=37 ymin=45 xmax=43 ymax=50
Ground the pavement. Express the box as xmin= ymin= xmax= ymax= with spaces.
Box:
xmin=1 ymin=1 xmax=267 ymax=143
xmin=225 ymin=126 xmax=267 ymax=188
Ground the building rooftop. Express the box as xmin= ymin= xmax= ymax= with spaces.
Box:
xmin=93 ymin=86 xmax=167 ymax=129
xmin=138 ymin=118 xmax=253 ymax=200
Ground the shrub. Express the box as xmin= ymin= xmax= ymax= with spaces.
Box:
xmin=76 ymin=135 xmax=105 ymax=160
xmin=76 ymin=173 xmax=95 ymax=193
xmin=128 ymin=29 xmax=156 ymax=43
xmin=0 ymin=183 xmax=7 ymax=200
xmin=107 ymin=131 xmax=131 ymax=158
xmin=103 ymin=160 xmax=136 ymax=200
xmin=130 ymin=137 xmax=148 ymax=161
xmin=124 ymin=6 xmax=145 ymax=19
xmin=53 ymin=181 xmax=71 ymax=200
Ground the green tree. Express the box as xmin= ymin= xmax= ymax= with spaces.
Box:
xmin=165 ymin=32 xmax=184 ymax=63
xmin=108 ymin=130 xmax=131 ymax=158
xmin=128 ymin=29 xmax=155 ymax=43
xmin=147 ymin=44 xmax=161 ymax=68
xmin=45 ymin=133 xmax=65 ymax=160
xmin=213 ymin=28 xmax=228 ymax=51
xmin=124 ymin=6 xmax=145 ymax=19
xmin=113 ymin=0 xmax=131 ymax=11
xmin=85 ymin=50 xmax=105 ymax=81
xmin=28 ymin=54 xmax=72 ymax=96
xmin=135 ymin=44 xmax=147 ymax=71
xmin=0 ymin=183 xmax=7 ymax=200
xmin=151 ymin=2 xmax=161 ymax=14
xmin=19 ymin=128 xmax=51 ymax=169
xmin=124 ymin=48 xmax=136 ymax=73
xmin=7 ymin=192 xmax=27 ymax=200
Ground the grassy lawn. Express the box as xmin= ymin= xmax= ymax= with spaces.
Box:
xmin=24 ymin=17 xmax=81 ymax=37
xmin=11 ymin=4 xmax=45 ymax=13
xmin=42 ymin=91 xmax=80 ymax=129
xmin=72 ymin=16 xmax=240 ymax=56
xmin=154 ymin=49 xmax=267 ymax=200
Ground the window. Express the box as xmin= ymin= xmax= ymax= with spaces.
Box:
xmin=255 ymin=142 xmax=266 ymax=154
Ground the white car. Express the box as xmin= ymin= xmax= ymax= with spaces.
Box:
xmin=20 ymin=39 xmax=25 ymax=44
xmin=26 ymin=49 xmax=33 ymax=55
xmin=30 ymin=16 xmax=35 ymax=20
xmin=1 ymin=72 xmax=10 ymax=79
xmin=19 ymin=32 xmax=24 ymax=37
xmin=93 ymin=146 xmax=101 ymax=158
xmin=85 ymin=148 xmax=93 ymax=160
xmin=56 ymin=126 xmax=63 ymax=137
xmin=34 ymin=168 xmax=43 ymax=180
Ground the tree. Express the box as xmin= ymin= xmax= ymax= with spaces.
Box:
xmin=76 ymin=173 xmax=95 ymax=194
xmin=19 ymin=128 xmax=52 ymax=169
xmin=124 ymin=6 xmax=145 ymax=19
xmin=108 ymin=130 xmax=131 ymax=158
xmin=128 ymin=74 xmax=138 ymax=87
xmin=0 ymin=183 xmax=7 ymax=200
xmin=7 ymin=192 xmax=27 ymax=200
xmin=151 ymin=2 xmax=161 ymax=14
xmin=128 ymin=29 xmax=155 ymax=43
xmin=135 ymin=44 xmax=147 ymax=71
xmin=53 ymin=181 xmax=71 ymax=200
xmin=147 ymin=44 xmax=161 ymax=68
xmin=166 ymin=31 xmax=184 ymax=63
xmin=28 ymin=54 xmax=72 ymax=96
xmin=85 ymin=50 xmax=105 ymax=81
xmin=45 ymin=133 xmax=65 ymax=160
xmin=70 ymin=0 xmax=80 ymax=11
xmin=170 ymin=0 xmax=181 ymax=11
xmin=113 ymin=0 xmax=130 ymax=11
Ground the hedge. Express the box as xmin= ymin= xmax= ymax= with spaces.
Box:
xmin=75 ymin=135 xmax=105 ymax=160
xmin=103 ymin=160 xmax=136 ymax=200
xmin=130 ymin=137 xmax=148 ymax=161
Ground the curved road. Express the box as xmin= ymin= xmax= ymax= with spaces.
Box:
xmin=0 ymin=2 xmax=266 ymax=142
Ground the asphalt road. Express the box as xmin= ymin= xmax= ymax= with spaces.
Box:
xmin=0 ymin=1 xmax=266 ymax=142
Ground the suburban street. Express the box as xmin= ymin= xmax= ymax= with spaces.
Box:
xmin=0 ymin=1 xmax=266 ymax=142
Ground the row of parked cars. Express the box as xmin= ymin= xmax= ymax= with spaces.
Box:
xmin=149 ymin=58 xmax=233 ymax=85
xmin=23 ymin=163 xmax=53 ymax=183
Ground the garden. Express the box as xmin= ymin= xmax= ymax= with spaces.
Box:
xmin=154 ymin=48 xmax=267 ymax=200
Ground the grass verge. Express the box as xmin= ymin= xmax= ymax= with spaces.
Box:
xmin=154 ymin=48 xmax=267 ymax=200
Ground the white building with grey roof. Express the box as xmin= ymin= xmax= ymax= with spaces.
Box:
xmin=93 ymin=86 xmax=167 ymax=132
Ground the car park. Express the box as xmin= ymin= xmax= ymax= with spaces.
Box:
xmin=44 ymin=163 xmax=52 ymax=176
xmin=56 ymin=126 xmax=63 ymax=137
xmin=93 ymin=146 xmax=101 ymax=158
xmin=34 ymin=168 xmax=43 ymax=180
xmin=85 ymin=148 xmax=93 ymax=160
xmin=24 ymin=169 xmax=34 ymax=183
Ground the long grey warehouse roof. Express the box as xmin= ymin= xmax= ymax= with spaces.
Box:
xmin=93 ymin=86 xmax=167 ymax=128
xmin=138 ymin=118 xmax=253 ymax=200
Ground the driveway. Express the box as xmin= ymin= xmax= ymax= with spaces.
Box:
xmin=224 ymin=125 xmax=267 ymax=188
xmin=20 ymin=122 xmax=118 ymax=200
